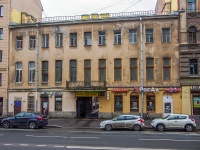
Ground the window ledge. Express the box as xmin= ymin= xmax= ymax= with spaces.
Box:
xmin=84 ymin=45 xmax=92 ymax=46
xmin=41 ymin=82 xmax=48 ymax=84
xmin=55 ymin=82 xmax=62 ymax=84
xmin=42 ymin=47 xmax=49 ymax=49
xmin=69 ymin=45 xmax=77 ymax=47
xmin=29 ymin=48 xmax=35 ymax=50
xmin=98 ymin=44 xmax=106 ymax=46
xmin=113 ymin=43 xmax=121 ymax=45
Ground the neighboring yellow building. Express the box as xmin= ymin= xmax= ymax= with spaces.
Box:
xmin=0 ymin=0 xmax=42 ymax=117
xmin=8 ymin=11 xmax=182 ymax=119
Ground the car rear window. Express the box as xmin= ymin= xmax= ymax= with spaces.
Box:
xmin=178 ymin=116 xmax=187 ymax=119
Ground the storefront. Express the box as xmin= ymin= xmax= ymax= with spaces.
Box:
xmin=191 ymin=86 xmax=200 ymax=115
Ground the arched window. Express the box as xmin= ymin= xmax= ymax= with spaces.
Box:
xmin=188 ymin=26 xmax=197 ymax=43
xmin=114 ymin=93 xmax=123 ymax=112
xmin=130 ymin=92 xmax=139 ymax=112
xmin=27 ymin=93 xmax=34 ymax=112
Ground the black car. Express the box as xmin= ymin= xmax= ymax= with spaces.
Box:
xmin=1 ymin=112 xmax=48 ymax=129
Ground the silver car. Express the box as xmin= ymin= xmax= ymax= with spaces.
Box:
xmin=151 ymin=114 xmax=196 ymax=132
xmin=100 ymin=115 xmax=145 ymax=131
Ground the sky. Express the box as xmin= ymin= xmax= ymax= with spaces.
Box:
xmin=41 ymin=0 xmax=158 ymax=17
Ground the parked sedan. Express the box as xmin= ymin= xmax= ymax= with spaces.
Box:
xmin=100 ymin=115 xmax=145 ymax=131
xmin=151 ymin=114 xmax=196 ymax=132
xmin=1 ymin=112 xmax=48 ymax=129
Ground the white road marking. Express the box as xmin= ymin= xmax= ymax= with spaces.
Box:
xmin=70 ymin=137 xmax=99 ymax=139
xmin=0 ymin=134 xmax=4 ymax=136
xmin=140 ymin=139 xmax=200 ymax=142
xmin=54 ymin=145 xmax=65 ymax=148
xmin=68 ymin=131 xmax=120 ymax=134
xmin=37 ymin=145 xmax=47 ymax=147
xmin=4 ymin=144 xmax=13 ymax=146
xmin=20 ymin=144 xmax=29 ymax=146
xmin=26 ymin=135 xmax=68 ymax=138
xmin=142 ymin=131 xmax=200 ymax=136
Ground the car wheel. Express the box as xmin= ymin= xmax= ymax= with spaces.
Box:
xmin=133 ymin=124 xmax=141 ymax=131
xmin=185 ymin=124 xmax=193 ymax=132
xmin=3 ymin=121 xmax=10 ymax=128
xmin=105 ymin=124 xmax=112 ymax=131
xmin=157 ymin=124 xmax=165 ymax=131
xmin=29 ymin=122 xmax=36 ymax=129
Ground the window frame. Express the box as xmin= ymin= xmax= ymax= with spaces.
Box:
xmin=114 ymin=95 xmax=123 ymax=112
xmin=98 ymin=31 xmax=106 ymax=45
xmin=42 ymin=34 xmax=49 ymax=48
xmin=130 ymin=58 xmax=137 ymax=81
xmin=0 ymin=50 xmax=2 ymax=62
xmin=114 ymin=58 xmax=122 ymax=81
xmin=163 ymin=58 xmax=171 ymax=81
xmin=70 ymin=60 xmax=77 ymax=82
xmin=55 ymin=96 xmax=62 ymax=111
xmin=55 ymin=33 xmax=63 ymax=47
xmin=130 ymin=95 xmax=139 ymax=112
xmin=28 ymin=61 xmax=35 ymax=83
xmin=188 ymin=0 xmax=196 ymax=12
xmin=70 ymin=33 xmax=77 ymax=47
xmin=84 ymin=32 xmax=92 ymax=46
xmin=146 ymin=95 xmax=155 ymax=112
xmin=162 ymin=28 xmax=171 ymax=43
xmin=29 ymin=36 xmax=36 ymax=49
xmin=0 ymin=28 xmax=3 ymax=40
xmin=42 ymin=61 xmax=48 ymax=83
xmin=99 ymin=59 xmax=106 ymax=82
xmin=16 ymin=62 xmax=22 ymax=83
xmin=55 ymin=60 xmax=62 ymax=82
xmin=188 ymin=26 xmax=197 ymax=43
xmin=114 ymin=30 xmax=122 ymax=44
xmin=189 ymin=59 xmax=198 ymax=76
xmin=0 ymin=73 xmax=2 ymax=86
xmin=16 ymin=36 xmax=23 ymax=50
xmin=129 ymin=29 xmax=137 ymax=43
xmin=0 ymin=6 xmax=3 ymax=17
xmin=146 ymin=58 xmax=154 ymax=81
xmin=146 ymin=29 xmax=154 ymax=43
xmin=27 ymin=96 xmax=35 ymax=112
xmin=84 ymin=59 xmax=91 ymax=87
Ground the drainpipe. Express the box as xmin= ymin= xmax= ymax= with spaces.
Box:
xmin=35 ymin=23 xmax=39 ymax=112
xmin=140 ymin=16 xmax=144 ymax=118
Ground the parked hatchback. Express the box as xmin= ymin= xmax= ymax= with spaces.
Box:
xmin=1 ymin=112 xmax=48 ymax=129
xmin=100 ymin=115 xmax=145 ymax=131
xmin=151 ymin=114 xmax=196 ymax=132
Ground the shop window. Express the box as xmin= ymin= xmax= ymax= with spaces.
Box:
xmin=114 ymin=95 xmax=123 ymax=112
xmin=98 ymin=31 xmax=106 ymax=45
xmin=27 ymin=96 xmax=34 ymax=112
xmin=146 ymin=95 xmax=155 ymax=112
xmin=193 ymin=96 xmax=200 ymax=115
xmin=70 ymin=60 xmax=77 ymax=82
xmin=130 ymin=58 xmax=137 ymax=81
xmin=55 ymin=96 xmax=62 ymax=111
xmin=146 ymin=58 xmax=154 ymax=81
xmin=129 ymin=29 xmax=137 ymax=43
xmin=99 ymin=59 xmax=106 ymax=81
xmin=163 ymin=58 xmax=171 ymax=81
xmin=188 ymin=26 xmax=197 ymax=43
xmin=114 ymin=58 xmax=122 ymax=81
xmin=130 ymin=94 xmax=139 ymax=112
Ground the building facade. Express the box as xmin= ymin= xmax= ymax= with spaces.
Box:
xmin=0 ymin=0 xmax=42 ymax=117
xmin=8 ymin=11 xmax=181 ymax=119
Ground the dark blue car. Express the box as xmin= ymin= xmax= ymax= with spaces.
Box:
xmin=1 ymin=112 xmax=48 ymax=129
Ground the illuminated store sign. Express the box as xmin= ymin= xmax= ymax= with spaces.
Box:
xmin=191 ymin=86 xmax=200 ymax=91
xmin=134 ymin=87 xmax=159 ymax=92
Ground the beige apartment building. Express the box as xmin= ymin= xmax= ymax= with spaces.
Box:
xmin=8 ymin=11 xmax=182 ymax=119
xmin=156 ymin=0 xmax=200 ymax=116
xmin=0 ymin=0 xmax=42 ymax=117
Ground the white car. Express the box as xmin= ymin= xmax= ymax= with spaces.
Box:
xmin=100 ymin=115 xmax=145 ymax=131
xmin=151 ymin=114 xmax=196 ymax=132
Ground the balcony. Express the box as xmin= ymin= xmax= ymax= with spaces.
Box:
xmin=66 ymin=81 xmax=106 ymax=91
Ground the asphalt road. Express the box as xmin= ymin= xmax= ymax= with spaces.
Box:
xmin=0 ymin=127 xmax=200 ymax=150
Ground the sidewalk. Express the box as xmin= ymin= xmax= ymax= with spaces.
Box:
xmin=47 ymin=117 xmax=200 ymax=130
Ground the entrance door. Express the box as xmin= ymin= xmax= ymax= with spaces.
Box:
xmin=14 ymin=101 xmax=21 ymax=115
xmin=76 ymin=97 xmax=92 ymax=118
xmin=41 ymin=97 xmax=49 ymax=116
xmin=163 ymin=94 xmax=173 ymax=117
xmin=0 ymin=97 xmax=3 ymax=116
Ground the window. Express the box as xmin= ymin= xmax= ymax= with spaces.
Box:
xmin=0 ymin=6 xmax=3 ymax=16
xmin=55 ymin=60 xmax=62 ymax=82
xmin=99 ymin=59 xmax=106 ymax=81
xmin=42 ymin=34 xmax=49 ymax=48
xmin=163 ymin=58 xmax=171 ymax=81
xmin=188 ymin=27 xmax=197 ymax=43
xmin=0 ymin=28 xmax=3 ymax=40
xmin=55 ymin=96 xmax=62 ymax=111
xmin=114 ymin=30 xmax=121 ymax=44
xmin=16 ymin=36 xmax=23 ymax=49
xmin=42 ymin=61 xmax=48 ymax=82
xmin=146 ymin=29 xmax=153 ymax=43
xmin=84 ymin=32 xmax=92 ymax=46
xmin=98 ymin=31 xmax=106 ymax=45
xmin=162 ymin=28 xmax=170 ymax=43
xmin=0 ymin=73 xmax=2 ymax=85
xmin=70 ymin=33 xmax=77 ymax=46
xmin=27 ymin=96 xmax=34 ymax=112
xmin=129 ymin=29 xmax=137 ymax=43
xmin=146 ymin=95 xmax=155 ymax=112
xmin=84 ymin=60 xmax=91 ymax=87
xmin=16 ymin=62 xmax=22 ymax=83
xmin=70 ymin=60 xmax=77 ymax=82
xmin=130 ymin=95 xmax=139 ymax=112
xmin=114 ymin=59 xmax=122 ymax=81
xmin=55 ymin=33 xmax=63 ymax=47
xmin=29 ymin=36 xmax=36 ymax=49
xmin=28 ymin=62 xmax=35 ymax=83
xmin=189 ymin=59 xmax=198 ymax=75
xmin=0 ymin=50 xmax=2 ymax=62
xmin=114 ymin=95 xmax=122 ymax=112
xmin=188 ymin=0 xmax=196 ymax=12
xmin=146 ymin=58 xmax=154 ymax=81
xmin=130 ymin=58 xmax=137 ymax=81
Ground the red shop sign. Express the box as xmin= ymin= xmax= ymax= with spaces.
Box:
xmin=112 ymin=88 xmax=129 ymax=92
xmin=165 ymin=87 xmax=181 ymax=93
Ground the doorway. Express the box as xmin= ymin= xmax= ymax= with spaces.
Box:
xmin=0 ymin=97 xmax=3 ymax=116
xmin=76 ymin=97 xmax=93 ymax=118
xmin=163 ymin=93 xmax=173 ymax=117
xmin=14 ymin=101 xmax=21 ymax=115
xmin=41 ymin=96 xmax=49 ymax=116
